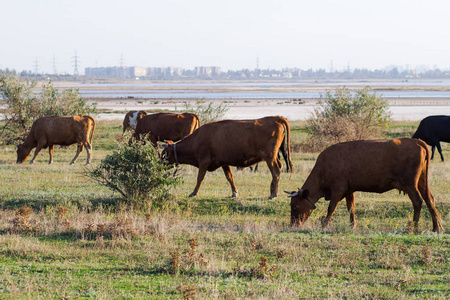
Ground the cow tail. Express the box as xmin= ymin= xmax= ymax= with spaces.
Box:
xmin=86 ymin=115 xmax=96 ymax=145
xmin=194 ymin=114 xmax=201 ymax=130
xmin=281 ymin=117 xmax=294 ymax=173
xmin=417 ymin=138 xmax=443 ymax=231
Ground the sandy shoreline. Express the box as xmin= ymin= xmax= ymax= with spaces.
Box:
xmin=2 ymin=80 xmax=450 ymax=121
xmin=91 ymin=96 xmax=450 ymax=122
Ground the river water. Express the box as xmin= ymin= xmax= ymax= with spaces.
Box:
xmin=82 ymin=80 xmax=450 ymax=121
xmin=77 ymin=79 xmax=450 ymax=99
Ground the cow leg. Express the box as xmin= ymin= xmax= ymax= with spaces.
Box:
xmin=418 ymin=177 xmax=443 ymax=232
xmin=322 ymin=190 xmax=346 ymax=228
xmin=406 ymin=187 xmax=423 ymax=233
xmin=322 ymin=199 xmax=340 ymax=228
xmin=430 ymin=145 xmax=436 ymax=160
xmin=82 ymin=141 xmax=92 ymax=165
xmin=345 ymin=193 xmax=356 ymax=229
xmin=70 ymin=143 xmax=84 ymax=165
xmin=435 ymin=141 xmax=444 ymax=162
xmin=279 ymin=144 xmax=290 ymax=172
xmin=48 ymin=145 xmax=54 ymax=164
xmin=30 ymin=142 xmax=45 ymax=164
xmin=265 ymin=159 xmax=281 ymax=199
xmin=190 ymin=166 xmax=207 ymax=197
xmin=150 ymin=136 xmax=158 ymax=147
xmin=222 ymin=165 xmax=238 ymax=197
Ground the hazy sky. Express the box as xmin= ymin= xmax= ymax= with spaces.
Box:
xmin=1 ymin=0 xmax=450 ymax=74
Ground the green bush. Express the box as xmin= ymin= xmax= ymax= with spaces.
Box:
xmin=0 ymin=73 xmax=96 ymax=144
xmin=87 ymin=137 xmax=180 ymax=210
xmin=183 ymin=99 xmax=228 ymax=124
xmin=39 ymin=81 xmax=96 ymax=117
xmin=307 ymin=86 xmax=391 ymax=150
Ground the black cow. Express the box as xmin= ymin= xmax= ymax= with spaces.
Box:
xmin=412 ymin=115 xmax=450 ymax=161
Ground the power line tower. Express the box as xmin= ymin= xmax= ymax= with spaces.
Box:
xmin=119 ymin=54 xmax=125 ymax=78
xmin=119 ymin=53 xmax=125 ymax=67
xmin=52 ymin=54 xmax=57 ymax=75
xmin=33 ymin=57 xmax=40 ymax=75
xmin=72 ymin=51 xmax=80 ymax=77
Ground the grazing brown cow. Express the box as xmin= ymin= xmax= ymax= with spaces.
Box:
xmin=162 ymin=116 xmax=293 ymax=199
xmin=122 ymin=110 xmax=147 ymax=134
xmin=286 ymin=138 xmax=443 ymax=232
xmin=133 ymin=112 xmax=200 ymax=145
xmin=16 ymin=115 xmax=96 ymax=165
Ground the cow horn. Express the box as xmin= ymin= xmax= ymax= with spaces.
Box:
xmin=12 ymin=142 xmax=20 ymax=146
xmin=284 ymin=190 xmax=298 ymax=197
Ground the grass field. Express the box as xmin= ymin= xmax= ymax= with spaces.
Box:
xmin=0 ymin=120 xmax=449 ymax=299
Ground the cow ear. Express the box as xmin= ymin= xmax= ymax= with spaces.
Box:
xmin=301 ymin=189 xmax=310 ymax=199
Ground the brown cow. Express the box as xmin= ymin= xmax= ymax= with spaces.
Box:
xmin=122 ymin=110 xmax=147 ymax=134
xmin=285 ymin=138 xmax=443 ymax=232
xmin=133 ymin=112 xmax=200 ymax=145
xmin=162 ymin=116 xmax=293 ymax=199
xmin=16 ymin=115 xmax=96 ymax=165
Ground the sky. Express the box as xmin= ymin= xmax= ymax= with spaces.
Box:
xmin=1 ymin=0 xmax=450 ymax=74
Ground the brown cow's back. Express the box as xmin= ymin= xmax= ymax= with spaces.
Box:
xmin=310 ymin=138 xmax=425 ymax=194
xmin=288 ymin=138 xmax=443 ymax=232
xmin=134 ymin=112 xmax=200 ymax=145
xmin=17 ymin=115 xmax=95 ymax=164
xmin=163 ymin=116 xmax=292 ymax=198
xmin=27 ymin=115 xmax=94 ymax=146
xmin=186 ymin=117 xmax=288 ymax=168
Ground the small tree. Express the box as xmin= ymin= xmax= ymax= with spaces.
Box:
xmin=39 ymin=81 xmax=96 ymax=117
xmin=183 ymin=99 xmax=228 ymax=124
xmin=0 ymin=73 xmax=96 ymax=144
xmin=87 ymin=137 xmax=180 ymax=210
xmin=0 ymin=73 xmax=38 ymax=143
xmin=307 ymin=86 xmax=391 ymax=150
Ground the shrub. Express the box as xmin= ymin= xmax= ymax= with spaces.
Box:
xmin=0 ymin=73 xmax=96 ymax=144
xmin=306 ymin=86 xmax=391 ymax=150
xmin=87 ymin=136 xmax=180 ymax=210
xmin=38 ymin=81 xmax=96 ymax=117
xmin=183 ymin=99 xmax=228 ymax=124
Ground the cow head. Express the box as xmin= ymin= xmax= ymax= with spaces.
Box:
xmin=16 ymin=143 xmax=31 ymax=164
xmin=161 ymin=140 xmax=176 ymax=165
xmin=137 ymin=110 xmax=147 ymax=120
xmin=285 ymin=189 xmax=316 ymax=226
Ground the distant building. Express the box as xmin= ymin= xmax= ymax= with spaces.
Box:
xmin=132 ymin=67 xmax=147 ymax=78
xmin=195 ymin=66 xmax=221 ymax=78
xmin=147 ymin=67 xmax=184 ymax=78
xmin=85 ymin=66 xmax=147 ymax=78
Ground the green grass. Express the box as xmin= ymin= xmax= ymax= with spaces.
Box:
xmin=0 ymin=120 xmax=449 ymax=299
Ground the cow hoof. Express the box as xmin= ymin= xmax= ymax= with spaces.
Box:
xmin=188 ymin=192 xmax=197 ymax=197
xmin=433 ymin=226 xmax=441 ymax=233
xmin=231 ymin=192 xmax=238 ymax=198
xmin=268 ymin=195 xmax=277 ymax=199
